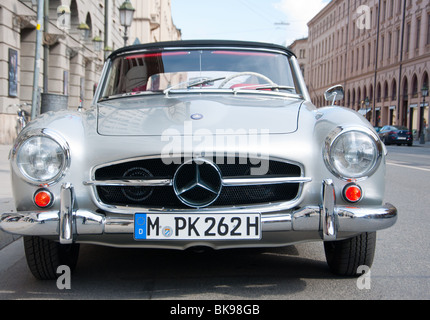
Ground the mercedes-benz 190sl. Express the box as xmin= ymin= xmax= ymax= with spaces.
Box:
xmin=0 ymin=40 xmax=397 ymax=279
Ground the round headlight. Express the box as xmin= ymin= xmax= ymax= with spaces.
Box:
xmin=324 ymin=128 xmax=382 ymax=180
xmin=15 ymin=132 xmax=69 ymax=185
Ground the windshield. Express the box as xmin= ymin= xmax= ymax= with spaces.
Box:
xmin=100 ymin=49 xmax=301 ymax=99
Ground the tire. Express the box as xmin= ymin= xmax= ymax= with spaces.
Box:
xmin=324 ymin=232 xmax=376 ymax=277
xmin=23 ymin=236 xmax=80 ymax=280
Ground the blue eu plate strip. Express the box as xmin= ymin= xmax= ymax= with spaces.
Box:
xmin=134 ymin=214 xmax=147 ymax=240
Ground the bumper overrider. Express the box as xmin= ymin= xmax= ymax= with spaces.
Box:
xmin=0 ymin=180 xmax=397 ymax=245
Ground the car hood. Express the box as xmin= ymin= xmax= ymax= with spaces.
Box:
xmin=97 ymin=94 xmax=303 ymax=136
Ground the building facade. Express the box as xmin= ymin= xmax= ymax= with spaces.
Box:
xmin=288 ymin=37 xmax=309 ymax=82
xmin=0 ymin=0 xmax=181 ymax=144
xmin=129 ymin=0 xmax=181 ymax=45
xmin=306 ymin=0 xmax=429 ymax=139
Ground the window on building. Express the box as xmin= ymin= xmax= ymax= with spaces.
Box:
xmin=390 ymin=0 xmax=394 ymax=18
xmin=356 ymin=48 xmax=359 ymax=71
xmin=372 ymin=40 xmax=375 ymax=65
xmin=405 ymin=22 xmax=411 ymax=53
xmin=367 ymin=42 xmax=371 ymax=67
xmin=395 ymin=28 xmax=400 ymax=56
xmin=384 ymin=82 xmax=389 ymax=101
xmin=391 ymin=79 xmax=397 ymax=101
xmin=382 ymin=0 xmax=386 ymax=22
xmin=412 ymin=75 xmax=418 ymax=98
xmin=388 ymin=32 xmax=392 ymax=58
xmin=427 ymin=13 xmax=430 ymax=45
xmin=416 ymin=18 xmax=421 ymax=49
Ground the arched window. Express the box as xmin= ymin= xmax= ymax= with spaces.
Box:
xmin=402 ymin=76 xmax=408 ymax=100
xmin=376 ymin=83 xmax=382 ymax=102
xmin=347 ymin=90 xmax=351 ymax=107
xmin=85 ymin=13 xmax=93 ymax=40
xmin=70 ymin=0 xmax=79 ymax=30
xmin=422 ymin=71 xmax=429 ymax=91
xmin=352 ymin=88 xmax=356 ymax=108
xmin=357 ymin=87 xmax=361 ymax=107
xmin=384 ymin=81 xmax=389 ymax=101
xmin=412 ymin=74 xmax=418 ymax=98
xmin=391 ymin=79 xmax=397 ymax=101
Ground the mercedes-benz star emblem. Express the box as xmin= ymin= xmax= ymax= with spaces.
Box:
xmin=190 ymin=113 xmax=203 ymax=120
xmin=173 ymin=159 xmax=222 ymax=208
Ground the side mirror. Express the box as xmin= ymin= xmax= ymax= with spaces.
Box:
xmin=324 ymin=85 xmax=344 ymax=105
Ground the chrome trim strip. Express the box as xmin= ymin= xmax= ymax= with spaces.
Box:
xmin=222 ymin=176 xmax=312 ymax=186
xmin=84 ymin=179 xmax=173 ymax=187
xmin=0 ymin=204 xmax=398 ymax=238
xmin=83 ymin=176 xmax=312 ymax=188
xmin=59 ymin=183 xmax=74 ymax=244
xmin=321 ymin=179 xmax=337 ymax=241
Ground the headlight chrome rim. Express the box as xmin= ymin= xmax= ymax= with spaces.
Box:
xmin=324 ymin=126 xmax=383 ymax=181
xmin=12 ymin=129 xmax=70 ymax=186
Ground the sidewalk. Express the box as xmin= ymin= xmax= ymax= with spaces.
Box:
xmin=0 ymin=144 xmax=19 ymax=250
xmin=0 ymin=144 xmax=12 ymax=198
xmin=414 ymin=140 xmax=430 ymax=148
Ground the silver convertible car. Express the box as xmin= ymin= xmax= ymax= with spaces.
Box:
xmin=1 ymin=40 xmax=397 ymax=279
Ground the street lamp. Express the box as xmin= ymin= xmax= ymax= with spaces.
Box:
xmin=56 ymin=5 xmax=71 ymax=31
xmin=92 ymin=36 xmax=103 ymax=53
xmin=78 ymin=22 xmax=90 ymax=40
xmin=119 ymin=0 xmax=135 ymax=47
xmin=420 ymin=85 xmax=428 ymax=144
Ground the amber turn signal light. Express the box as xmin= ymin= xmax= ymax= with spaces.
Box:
xmin=343 ymin=184 xmax=362 ymax=203
xmin=34 ymin=189 xmax=53 ymax=208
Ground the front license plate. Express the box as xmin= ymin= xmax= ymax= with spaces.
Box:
xmin=134 ymin=213 xmax=261 ymax=240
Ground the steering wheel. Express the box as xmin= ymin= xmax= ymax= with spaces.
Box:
xmin=218 ymin=72 xmax=276 ymax=88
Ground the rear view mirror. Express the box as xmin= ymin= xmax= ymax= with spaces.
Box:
xmin=324 ymin=85 xmax=344 ymax=105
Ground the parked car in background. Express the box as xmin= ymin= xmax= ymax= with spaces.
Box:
xmin=0 ymin=40 xmax=397 ymax=280
xmin=378 ymin=125 xmax=413 ymax=146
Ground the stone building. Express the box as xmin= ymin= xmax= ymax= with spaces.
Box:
xmin=129 ymin=0 xmax=181 ymax=45
xmin=305 ymin=0 xmax=429 ymax=139
xmin=0 ymin=0 xmax=181 ymax=144
xmin=288 ymin=37 xmax=309 ymax=82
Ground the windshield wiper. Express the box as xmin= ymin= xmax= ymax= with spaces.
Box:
xmin=233 ymin=84 xmax=295 ymax=93
xmin=187 ymin=77 xmax=226 ymax=88
xmin=163 ymin=77 xmax=226 ymax=95
xmin=99 ymin=91 xmax=162 ymax=102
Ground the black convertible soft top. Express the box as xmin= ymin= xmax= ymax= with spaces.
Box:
xmin=109 ymin=39 xmax=295 ymax=59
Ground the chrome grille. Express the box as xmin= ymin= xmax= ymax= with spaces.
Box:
xmin=88 ymin=157 xmax=308 ymax=209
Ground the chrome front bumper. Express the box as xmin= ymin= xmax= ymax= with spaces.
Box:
xmin=0 ymin=180 xmax=397 ymax=245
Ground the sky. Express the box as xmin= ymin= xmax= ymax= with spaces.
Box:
xmin=171 ymin=0 xmax=331 ymax=47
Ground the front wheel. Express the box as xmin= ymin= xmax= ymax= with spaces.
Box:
xmin=324 ymin=232 xmax=376 ymax=277
xmin=23 ymin=236 xmax=80 ymax=280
